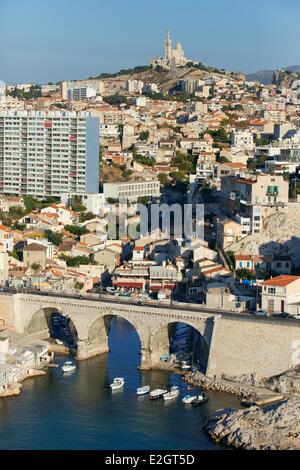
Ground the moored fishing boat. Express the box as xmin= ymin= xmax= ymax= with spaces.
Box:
xmin=110 ymin=377 xmax=125 ymax=390
xmin=149 ymin=388 xmax=168 ymax=400
xmin=182 ymin=394 xmax=197 ymax=404
xmin=191 ymin=392 xmax=209 ymax=407
xmin=136 ymin=385 xmax=150 ymax=396
xmin=61 ymin=361 xmax=76 ymax=373
xmin=163 ymin=385 xmax=180 ymax=401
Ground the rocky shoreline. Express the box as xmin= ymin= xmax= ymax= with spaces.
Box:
xmin=204 ymin=398 xmax=300 ymax=450
xmin=0 ymin=369 xmax=47 ymax=399
xmin=184 ymin=370 xmax=300 ymax=449
xmin=183 ymin=371 xmax=264 ymax=400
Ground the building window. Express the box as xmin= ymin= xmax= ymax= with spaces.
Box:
xmin=268 ymin=287 xmax=276 ymax=294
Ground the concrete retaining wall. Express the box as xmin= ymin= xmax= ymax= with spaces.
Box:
xmin=207 ymin=316 xmax=300 ymax=378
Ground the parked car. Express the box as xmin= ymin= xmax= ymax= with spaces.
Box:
xmin=293 ymin=314 xmax=300 ymax=320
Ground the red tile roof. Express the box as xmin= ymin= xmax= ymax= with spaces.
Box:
xmin=262 ymin=275 xmax=300 ymax=287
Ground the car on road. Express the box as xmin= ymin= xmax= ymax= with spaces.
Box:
xmin=255 ymin=310 xmax=269 ymax=317
xmin=277 ymin=312 xmax=293 ymax=319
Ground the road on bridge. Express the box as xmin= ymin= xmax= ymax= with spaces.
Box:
xmin=1 ymin=287 xmax=299 ymax=324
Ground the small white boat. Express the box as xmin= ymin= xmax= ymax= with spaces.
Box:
xmin=180 ymin=361 xmax=191 ymax=371
xmin=61 ymin=361 xmax=76 ymax=373
xmin=110 ymin=377 xmax=125 ymax=390
xmin=149 ymin=388 xmax=168 ymax=400
xmin=182 ymin=395 xmax=197 ymax=404
xmin=163 ymin=385 xmax=180 ymax=401
xmin=136 ymin=385 xmax=150 ymax=396
xmin=55 ymin=339 xmax=64 ymax=345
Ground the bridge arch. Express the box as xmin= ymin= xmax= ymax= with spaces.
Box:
xmin=85 ymin=312 xmax=146 ymax=365
xmin=26 ymin=307 xmax=78 ymax=347
xmin=149 ymin=319 xmax=212 ymax=372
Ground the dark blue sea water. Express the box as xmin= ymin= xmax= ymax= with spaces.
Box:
xmin=0 ymin=318 xmax=240 ymax=450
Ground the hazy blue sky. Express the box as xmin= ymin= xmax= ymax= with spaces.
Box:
xmin=0 ymin=0 xmax=299 ymax=84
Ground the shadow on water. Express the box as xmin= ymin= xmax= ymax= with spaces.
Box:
xmin=0 ymin=317 xmax=241 ymax=450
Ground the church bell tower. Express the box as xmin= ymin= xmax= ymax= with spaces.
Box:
xmin=165 ymin=30 xmax=172 ymax=60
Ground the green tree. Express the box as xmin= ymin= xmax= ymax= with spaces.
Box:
xmin=31 ymin=263 xmax=41 ymax=272
xmin=216 ymin=155 xmax=230 ymax=163
xmin=103 ymin=94 xmax=128 ymax=106
xmin=44 ymin=229 xmax=63 ymax=246
xmin=226 ymin=250 xmax=235 ymax=269
xmin=23 ymin=195 xmax=40 ymax=213
xmin=79 ymin=212 xmax=95 ymax=223
xmin=137 ymin=196 xmax=151 ymax=205
xmin=0 ymin=211 xmax=12 ymax=227
xmin=169 ymin=170 xmax=189 ymax=184
xmin=157 ymin=173 xmax=170 ymax=186
xmin=8 ymin=250 xmax=23 ymax=261
xmin=11 ymin=222 xmax=26 ymax=231
xmin=255 ymin=137 xmax=273 ymax=146
xmin=70 ymin=195 xmax=86 ymax=212
xmin=9 ymin=205 xmax=25 ymax=219
xmin=59 ymin=255 xmax=93 ymax=267
xmin=74 ymin=281 xmax=84 ymax=291
xmin=134 ymin=154 xmax=155 ymax=167
xmin=139 ymin=130 xmax=150 ymax=141
xmin=64 ymin=225 xmax=89 ymax=236
xmin=235 ymin=268 xmax=255 ymax=280
xmin=208 ymin=128 xmax=229 ymax=144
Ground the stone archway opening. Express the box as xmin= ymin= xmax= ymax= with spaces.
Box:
xmin=87 ymin=314 xmax=142 ymax=368
xmin=168 ymin=322 xmax=209 ymax=373
xmin=151 ymin=321 xmax=209 ymax=373
xmin=26 ymin=308 xmax=78 ymax=349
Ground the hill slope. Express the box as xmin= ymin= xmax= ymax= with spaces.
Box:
xmin=246 ymin=65 xmax=300 ymax=84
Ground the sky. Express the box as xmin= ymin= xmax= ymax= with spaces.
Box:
xmin=0 ymin=0 xmax=299 ymax=84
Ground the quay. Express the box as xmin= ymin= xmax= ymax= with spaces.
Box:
xmin=0 ymin=329 xmax=53 ymax=398
xmin=184 ymin=371 xmax=288 ymax=406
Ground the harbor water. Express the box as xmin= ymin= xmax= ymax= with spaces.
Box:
xmin=0 ymin=317 xmax=241 ymax=450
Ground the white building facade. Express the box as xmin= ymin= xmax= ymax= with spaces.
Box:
xmin=103 ymin=181 xmax=161 ymax=202
xmin=0 ymin=110 xmax=99 ymax=198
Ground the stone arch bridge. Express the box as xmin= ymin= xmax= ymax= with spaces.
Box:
xmin=1 ymin=293 xmax=300 ymax=379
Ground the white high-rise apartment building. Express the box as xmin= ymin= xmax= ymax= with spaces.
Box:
xmin=0 ymin=110 xmax=99 ymax=198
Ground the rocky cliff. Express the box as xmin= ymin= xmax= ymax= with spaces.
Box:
xmin=227 ymin=206 xmax=300 ymax=267
xmin=204 ymin=398 xmax=300 ymax=450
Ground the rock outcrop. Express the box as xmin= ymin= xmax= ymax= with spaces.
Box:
xmin=204 ymin=398 xmax=300 ymax=450
xmin=184 ymin=371 xmax=260 ymax=400
xmin=263 ymin=367 xmax=300 ymax=395
xmin=227 ymin=208 xmax=300 ymax=267
xmin=226 ymin=366 xmax=300 ymax=396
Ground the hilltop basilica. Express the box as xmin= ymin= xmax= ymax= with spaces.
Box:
xmin=150 ymin=31 xmax=195 ymax=70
